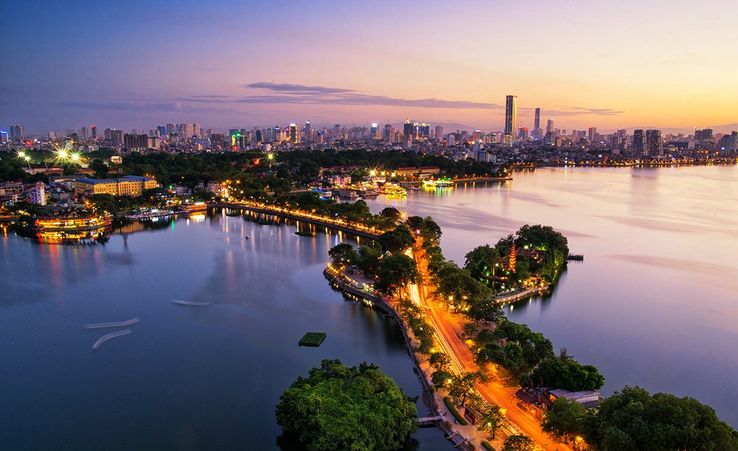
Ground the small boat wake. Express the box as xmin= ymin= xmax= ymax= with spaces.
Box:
xmin=84 ymin=318 xmax=140 ymax=330
xmin=92 ymin=329 xmax=133 ymax=352
xmin=171 ymin=299 xmax=214 ymax=307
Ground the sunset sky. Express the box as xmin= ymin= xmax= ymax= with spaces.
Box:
xmin=2 ymin=0 xmax=737 ymax=133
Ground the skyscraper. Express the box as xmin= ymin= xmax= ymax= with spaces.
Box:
xmin=532 ymin=108 xmax=542 ymax=140
xmin=435 ymin=125 xmax=444 ymax=141
xmin=646 ymin=129 xmax=663 ymax=156
xmin=370 ymin=123 xmax=378 ymax=139
xmin=632 ymin=129 xmax=645 ymax=154
xmin=504 ymin=95 xmax=517 ymax=144
xmin=91 ymin=125 xmax=97 ymax=140
xmin=9 ymin=124 xmax=24 ymax=140
xmin=288 ymin=123 xmax=300 ymax=144
xmin=304 ymin=121 xmax=312 ymax=143
xmin=403 ymin=120 xmax=416 ymax=140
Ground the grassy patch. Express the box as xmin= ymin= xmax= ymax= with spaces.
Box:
xmin=443 ymin=396 xmax=468 ymax=425
xmin=299 ymin=332 xmax=327 ymax=347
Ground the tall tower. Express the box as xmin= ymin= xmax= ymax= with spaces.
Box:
xmin=504 ymin=95 xmax=518 ymax=144
xmin=633 ymin=129 xmax=645 ymax=154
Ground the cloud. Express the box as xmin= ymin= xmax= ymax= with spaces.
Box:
xmin=175 ymin=82 xmax=623 ymax=116
xmin=244 ymin=82 xmax=355 ymax=95
xmin=181 ymin=82 xmax=503 ymax=110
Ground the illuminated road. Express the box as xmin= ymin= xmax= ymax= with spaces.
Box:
xmin=411 ymin=240 xmax=571 ymax=451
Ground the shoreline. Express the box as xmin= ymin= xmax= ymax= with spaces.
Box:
xmin=324 ymin=266 xmax=478 ymax=450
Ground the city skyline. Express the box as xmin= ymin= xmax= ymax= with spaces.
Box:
xmin=2 ymin=0 xmax=737 ymax=133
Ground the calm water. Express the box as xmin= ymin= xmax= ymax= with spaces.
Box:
xmin=368 ymin=165 xmax=738 ymax=428
xmin=0 ymin=214 xmax=452 ymax=450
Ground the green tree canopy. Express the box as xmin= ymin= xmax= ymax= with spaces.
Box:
xmin=502 ymin=434 xmax=534 ymax=451
xmin=542 ymin=397 xmax=587 ymax=441
xmin=374 ymin=254 xmax=417 ymax=296
xmin=275 ymin=359 xmax=418 ymax=451
xmin=583 ymin=386 xmax=738 ymax=451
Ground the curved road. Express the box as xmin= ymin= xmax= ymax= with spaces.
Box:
xmin=410 ymin=241 xmax=571 ymax=451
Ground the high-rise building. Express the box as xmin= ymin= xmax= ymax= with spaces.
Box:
xmin=0 ymin=130 xmax=8 ymax=143
xmin=646 ymin=129 xmax=663 ymax=156
xmin=504 ymin=95 xmax=518 ymax=144
xmin=288 ymin=123 xmax=300 ymax=144
xmin=157 ymin=125 xmax=167 ymax=137
xmin=695 ymin=128 xmax=714 ymax=148
xmin=546 ymin=119 xmax=555 ymax=134
xmin=632 ymin=129 xmax=645 ymax=154
xmin=383 ymin=124 xmax=393 ymax=142
xmin=370 ymin=123 xmax=378 ymax=139
xmin=532 ymin=108 xmax=542 ymax=140
xmin=91 ymin=125 xmax=97 ymax=140
xmin=9 ymin=124 xmax=24 ymax=140
xmin=303 ymin=121 xmax=312 ymax=143
xmin=124 ymin=133 xmax=148 ymax=150
xmin=588 ymin=127 xmax=597 ymax=142
xmin=403 ymin=120 xmax=416 ymax=140
xmin=110 ymin=129 xmax=123 ymax=146
xmin=435 ymin=125 xmax=444 ymax=141
xmin=417 ymin=123 xmax=430 ymax=139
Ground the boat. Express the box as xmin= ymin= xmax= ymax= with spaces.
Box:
xmin=360 ymin=189 xmax=379 ymax=199
xmin=84 ymin=318 xmax=140 ymax=330
xmin=382 ymin=184 xmax=407 ymax=197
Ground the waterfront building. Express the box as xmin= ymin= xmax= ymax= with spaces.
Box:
xmin=504 ymin=95 xmax=518 ymax=144
xmin=632 ymin=129 xmax=645 ymax=154
xmin=74 ymin=175 xmax=159 ymax=197
xmin=646 ymin=129 xmax=663 ymax=156
xmin=695 ymin=128 xmax=714 ymax=148
xmin=25 ymin=182 xmax=46 ymax=206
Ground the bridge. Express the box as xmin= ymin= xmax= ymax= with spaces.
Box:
xmin=214 ymin=202 xmax=383 ymax=239
xmin=417 ymin=416 xmax=443 ymax=427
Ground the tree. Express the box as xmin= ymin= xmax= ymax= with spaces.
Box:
xmin=502 ymin=434 xmax=534 ymax=451
xmin=477 ymin=404 xmax=504 ymax=439
xmin=527 ymin=356 xmax=604 ymax=391
xmin=431 ymin=370 xmax=453 ymax=390
xmin=275 ymin=359 xmax=417 ymax=451
xmin=378 ymin=207 xmax=402 ymax=224
xmin=464 ymin=245 xmax=500 ymax=285
xmin=355 ymin=245 xmax=381 ymax=276
xmin=378 ymin=224 xmax=414 ymax=254
xmin=374 ymin=254 xmax=417 ymax=296
xmin=582 ymin=386 xmax=738 ymax=451
xmin=328 ymin=243 xmax=357 ymax=267
xmin=429 ymin=352 xmax=450 ymax=371
xmin=448 ymin=372 xmax=478 ymax=407
xmin=468 ymin=296 xmax=503 ymax=322
xmin=542 ymin=398 xmax=586 ymax=441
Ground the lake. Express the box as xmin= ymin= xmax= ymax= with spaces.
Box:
xmin=367 ymin=165 xmax=738 ymax=428
xmin=0 ymin=213 xmax=451 ymax=450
